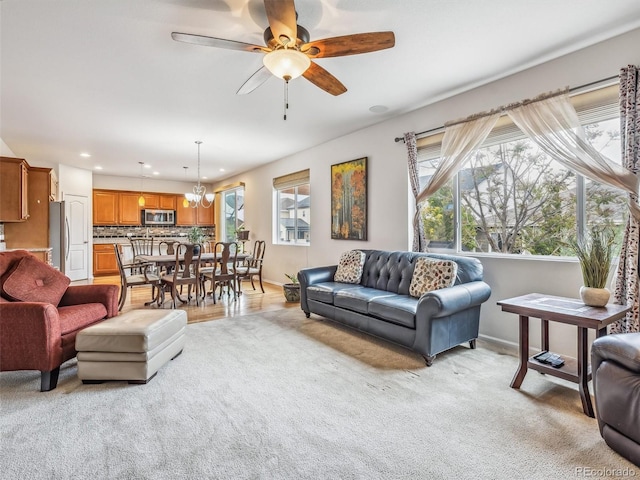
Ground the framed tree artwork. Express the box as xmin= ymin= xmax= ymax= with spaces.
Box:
xmin=331 ymin=157 xmax=367 ymax=240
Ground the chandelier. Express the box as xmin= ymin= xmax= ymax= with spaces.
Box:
xmin=184 ymin=140 xmax=213 ymax=209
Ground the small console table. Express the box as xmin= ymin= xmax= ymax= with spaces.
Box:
xmin=497 ymin=293 xmax=630 ymax=417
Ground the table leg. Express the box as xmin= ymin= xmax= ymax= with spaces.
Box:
xmin=577 ymin=326 xmax=595 ymax=417
xmin=511 ymin=315 xmax=529 ymax=389
xmin=541 ymin=318 xmax=549 ymax=352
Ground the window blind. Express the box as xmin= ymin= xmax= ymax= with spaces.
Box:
xmin=273 ymin=169 xmax=310 ymax=189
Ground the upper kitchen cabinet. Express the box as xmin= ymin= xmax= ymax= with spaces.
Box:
xmin=0 ymin=157 xmax=29 ymax=222
xmin=3 ymin=166 xmax=53 ymax=248
xmin=175 ymin=195 xmax=213 ymax=226
xmin=118 ymin=192 xmax=142 ymax=225
xmin=159 ymin=195 xmax=176 ymax=210
xmin=93 ymin=190 xmax=119 ymax=225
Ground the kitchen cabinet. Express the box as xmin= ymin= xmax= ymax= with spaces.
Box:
xmin=0 ymin=157 xmax=29 ymax=222
xmin=141 ymin=193 xmax=159 ymax=209
xmin=93 ymin=190 xmax=119 ymax=225
xmin=4 ymin=167 xmax=53 ymax=249
xmin=196 ymin=202 xmax=214 ymax=226
xmin=175 ymin=195 xmax=214 ymax=226
xmin=93 ymin=244 xmax=118 ymax=276
xmin=175 ymin=195 xmax=196 ymax=226
xmin=159 ymin=195 xmax=176 ymax=210
xmin=118 ymin=193 xmax=142 ymax=225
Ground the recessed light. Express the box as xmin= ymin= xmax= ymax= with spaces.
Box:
xmin=153 ymin=171 xmax=159 ymax=175
xmin=95 ymin=166 xmax=103 ymax=170
xmin=80 ymin=152 xmax=91 ymax=158
xmin=144 ymin=164 xmax=151 ymax=169
xmin=369 ymin=105 xmax=388 ymax=113
xmin=219 ymin=168 xmax=225 ymax=172
xmin=202 ymin=176 xmax=208 ymax=180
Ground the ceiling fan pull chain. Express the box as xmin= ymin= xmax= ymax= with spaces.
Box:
xmin=283 ymin=75 xmax=291 ymax=121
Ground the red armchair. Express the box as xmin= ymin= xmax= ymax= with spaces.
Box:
xmin=0 ymin=250 xmax=118 ymax=391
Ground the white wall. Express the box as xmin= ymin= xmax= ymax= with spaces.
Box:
xmin=93 ymin=174 xmax=210 ymax=195
xmin=214 ymin=27 xmax=640 ymax=357
xmin=0 ymin=138 xmax=16 ymax=157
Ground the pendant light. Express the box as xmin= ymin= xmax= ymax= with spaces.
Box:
xmin=138 ymin=162 xmax=145 ymax=207
xmin=184 ymin=140 xmax=213 ymax=208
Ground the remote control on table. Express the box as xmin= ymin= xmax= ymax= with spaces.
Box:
xmin=534 ymin=351 xmax=552 ymax=362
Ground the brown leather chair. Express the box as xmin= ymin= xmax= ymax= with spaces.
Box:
xmin=592 ymin=332 xmax=640 ymax=466
xmin=0 ymin=250 xmax=119 ymax=391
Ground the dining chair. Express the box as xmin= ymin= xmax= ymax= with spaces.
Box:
xmin=201 ymin=242 xmax=239 ymax=303
xmin=158 ymin=240 xmax=178 ymax=275
xmin=159 ymin=242 xmax=202 ymax=308
xmin=130 ymin=237 xmax=156 ymax=275
xmin=236 ymin=240 xmax=266 ymax=294
xmin=114 ymin=243 xmax=161 ymax=311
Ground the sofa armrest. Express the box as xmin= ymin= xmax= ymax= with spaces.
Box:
xmin=59 ymin=284 xmax=119 ymax=319
xmin=299 ymin=265 xmax=338 ymax=313
xmin=592 ymin=333 xmax=640 ymax=375
xmin=417 ymin=281 xmax=492 ymax=319
xmin=299 ymin=265 xmax=338 ymax=287
xmin=0 ymin=302 xmax=63 ymax=372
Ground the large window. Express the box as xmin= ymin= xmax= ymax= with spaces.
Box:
xmin=418 ymin=86 xmax=626 ymax=256
xmin=274 ymin=170 xmax=310 ymax=245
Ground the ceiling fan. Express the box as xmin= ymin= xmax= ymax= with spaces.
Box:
xmin=171 ymin=0 xmax=395 ymax=96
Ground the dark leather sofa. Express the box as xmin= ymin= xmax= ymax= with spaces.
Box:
xmin=592 ymin=333 xmax=640 ymax=466
xmin=299 ymin=250 xmax=491 ymax=365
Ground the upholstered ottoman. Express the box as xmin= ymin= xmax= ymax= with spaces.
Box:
xmin=75 ymin=309 xmax=187 ymax=384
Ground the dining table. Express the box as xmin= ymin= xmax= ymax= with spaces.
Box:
xmin=137 ymin=251 xmax=251 ymax=303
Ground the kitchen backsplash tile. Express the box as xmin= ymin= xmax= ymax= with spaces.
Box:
xmin=93 ymin=225 xmax=214 ymax=239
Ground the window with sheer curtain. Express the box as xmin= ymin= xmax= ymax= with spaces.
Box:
xmin=418 ymin=85 xmax=626 ymax=255
xmin=273 ymin=170 xmax=310 ymax=245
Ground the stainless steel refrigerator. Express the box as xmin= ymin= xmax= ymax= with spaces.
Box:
xmin=49 ymin=201 xmax=68 ymax=273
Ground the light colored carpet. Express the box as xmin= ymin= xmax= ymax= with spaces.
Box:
xmin=1 ymin=309 xmax=636 ymax=480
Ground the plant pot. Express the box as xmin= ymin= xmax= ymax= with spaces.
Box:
xmin=283 ymin=283 xmax=300 ymax=303
xmin=237 ymin=230 xmax=250 ymax=241
xmin=579 ymin=286 xmax=610 ymax=307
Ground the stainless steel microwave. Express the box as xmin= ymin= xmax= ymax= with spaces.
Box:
xmin=142 ymin=209 xmax=175 ymax=225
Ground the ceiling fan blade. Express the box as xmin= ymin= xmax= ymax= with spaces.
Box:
xmin=236 ymin=66 xmax=272 ymax=95
xmin=263 ymin=0 xmax=297 ymax=46
xmin=302 ymin=31 xmax=395 ymax=58
xmin=171 ymin=32 xmax=267 ymax=53
xmin=302 ymin=62 xmax=347 ymax=96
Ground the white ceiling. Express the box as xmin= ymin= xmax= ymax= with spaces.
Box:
xmin=2 ymin=0 xmax=640 ymax=183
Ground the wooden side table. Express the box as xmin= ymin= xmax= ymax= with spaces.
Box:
xmin=497 ymin=293 xmax=630 ymax=417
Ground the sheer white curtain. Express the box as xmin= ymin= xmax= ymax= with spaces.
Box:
xmin=415 ymin=114 xmax=500 ymax=206
xmin=507 ymin=94 xmax=640 ymax=221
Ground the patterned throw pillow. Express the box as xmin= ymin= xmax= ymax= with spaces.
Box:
xmin=1 ymin=255 xmax=70 ymax=305
xmin=409 ymin=257 xmax=458 ymax=298
xmin=334 ymin=250 xmax=366 ymax=284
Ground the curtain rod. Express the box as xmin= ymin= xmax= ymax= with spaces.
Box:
xmin=393 ymin=74 xmax=620 ymax=143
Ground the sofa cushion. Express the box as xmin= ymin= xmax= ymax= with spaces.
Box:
xmin=409 ymin=257 xmax=458 ymax=298
xmin=334 ymin=250 xmax=366 ymax=284
xmin=369 ymin=295 xmax=418 ymax=329
xmin=1 ymin=255 xmax=70 ymax=305
xmin=307 ymin=282 xmax=356 ymax=305
xmin=58 ymin=303 xmax=108 ymax=335
xmin=334 ymin=287 xmax=397 ymax=314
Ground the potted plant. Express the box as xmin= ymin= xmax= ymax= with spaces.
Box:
xmin=568 ymin=226 xmax=617 ymax=307
xmin=283 ymin=273 xmax=300 ymax=303
xmin=187 ymin=226 xmax=207 ymax=253
xmin=236 ymin=224 xmax=250 ymax=241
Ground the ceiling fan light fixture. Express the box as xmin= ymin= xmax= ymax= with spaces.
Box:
xmin=263 ymin=49 xmax=310 ymax=80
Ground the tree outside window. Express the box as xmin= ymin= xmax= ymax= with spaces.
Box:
xmin=419 ymin=117 xmax=625 ymax=255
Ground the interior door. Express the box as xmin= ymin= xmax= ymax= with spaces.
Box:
xmin=65 ymin=194 xmax=89 ymax=281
